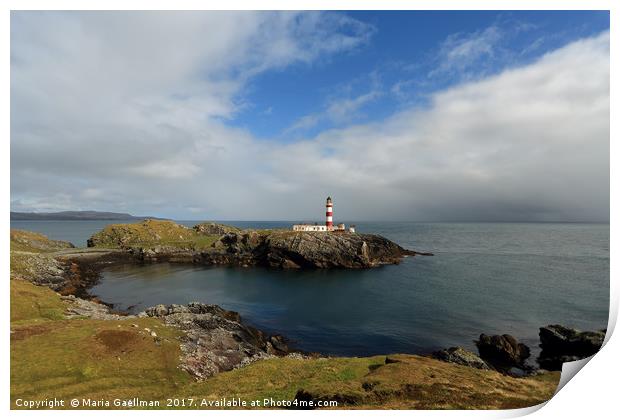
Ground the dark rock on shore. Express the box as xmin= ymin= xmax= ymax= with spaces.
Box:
xmin=142 ymin=302 xmax=299 ymax=379
xmin=475 ymin=334 xmax=531 ymax=372
xmin=537 ymin=324 xmax=605 ymax=370
xmin=432 ymin=347 xmax=491 ymax=370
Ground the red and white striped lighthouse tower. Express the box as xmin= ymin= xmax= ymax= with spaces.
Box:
xmin=325 ymin=196 xmax=333 ymax=230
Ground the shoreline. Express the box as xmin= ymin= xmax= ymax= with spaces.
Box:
xmin=9 ymin=225 xmax=604 ymax=408
xmin=14 ymin=224 xmax=604 ymax=372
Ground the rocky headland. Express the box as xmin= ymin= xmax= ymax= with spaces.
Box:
xmin=86 ymin=219 xmax=431 ymax=269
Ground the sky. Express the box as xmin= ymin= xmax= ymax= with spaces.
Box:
xmin=10 ymin=11 xmax=610 ymax=221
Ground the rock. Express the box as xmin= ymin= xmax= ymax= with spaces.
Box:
xmin=475 ymin=334 xmax=530 ymax=371
xmin=150 ymin=331 xmax=157 ymax=337
xmin=11 ymin=253 xmax=68 ymax=290
xmin=147 ymin=304 xmax=169 ymax=317
xmin=286 ymin=352 xmax=309 ymax=360
xmin=432 ymin=347 xmax=491 ymax=370
xmin=193 ymin=222 xmax=241 ymax=236
xmin=261 ymin=231 xmax=413 ymax=268
xmin=62 ymin=295 xmax=132 ymax=320
xmin=537 ymin=325 xmax=605 ymax=370
xmin=144 ymin=302 xmax=291 ymax=379
xmin=281 ymin=258 xmax=301 ymax=269
xmin=269 ymin=334 xmax=289 ymax=353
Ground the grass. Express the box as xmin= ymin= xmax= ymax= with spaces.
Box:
xmin=176 ymin=354 xmax=560 ymax=409
xmin=10 ymin=228 xmax=561 ymax=410
xmin=11 ymin=311 xmax=188 ymax=406
xmin=11 ymin=229 xmax=74 ymax=253
xmin=10 ymin=279 xmax=67 ymax=324
xmin=10 ymin=280 xmax=560 ymax=410
xmin=88 ymin=220 xmax=221 ymax=250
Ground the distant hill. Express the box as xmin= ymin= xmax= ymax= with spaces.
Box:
xmin=10 ymin=211 xmax=166 ymax=221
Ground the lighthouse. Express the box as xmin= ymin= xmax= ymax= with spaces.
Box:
xmin=291 ymin=196 xmax=351 ymax=232
xmin=326 ymin=196 xmax=333 ymax=230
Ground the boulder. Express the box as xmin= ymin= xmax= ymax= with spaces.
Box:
xmin=432 ymin=347 xmax=491 ymax=370
xmin=537 ymin=325 xmax=605 ymax=370
xmin=475 ymin=334 xmax=530 ymax=371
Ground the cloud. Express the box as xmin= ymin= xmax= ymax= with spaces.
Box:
xmin=10 ymin=12 xmax=609 ymax=222
xmin=326 ymin=90 xmax=382 ymax=122
xmin=266 ymin=31 xmax=610 ymax=221
xmin=11 ymin=11 xmax=375 ymax=215
xmin=284 ymin=88 xmax=382 ymax=135
xmin=284 ymin=114 xmax=322 ymax=134
xmin=285 ymin=72 xmax=383 ymax=135
xmin=430 ymin=25 xmax=503 ymax=78
xmin=390 ymin=21 xmax=538 ymax=104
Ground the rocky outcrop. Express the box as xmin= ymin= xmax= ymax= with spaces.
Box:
xmin=537 ymin=325 xmax=605 ymax=370
xmin=193 ymin=222 xmax=241 ymax=235
xmin=200 ymin=230 xmax=422 ymax=268
xmin=61 ymin=294 xmax=132 ymax=320
xmin=142 ymin=302 xmax=300 ymax=379
xmin=258 ymin=231 xmax=417 ymax=268
xmin=432 ymin=347 xmax=492 ymax=370
xmin=475 ymin=334 xmax=531 ymax=372
xmin=10 ymin=252 xmax=69 ymax=291
xmin=87 ymin=221 xmax=428 ymax=269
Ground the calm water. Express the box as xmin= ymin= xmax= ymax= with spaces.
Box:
xmin=11 ymin=220 xmax=610 ymax=359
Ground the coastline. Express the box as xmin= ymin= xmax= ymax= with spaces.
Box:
xmin=10 ymin=223 xmax=603 ymax=409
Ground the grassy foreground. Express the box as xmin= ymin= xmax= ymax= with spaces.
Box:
xmin=10 ymin=229 xmax=561 ymax=410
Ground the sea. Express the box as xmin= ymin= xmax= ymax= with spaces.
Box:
xmin=11 ymin=220 xmax=610 ymax=359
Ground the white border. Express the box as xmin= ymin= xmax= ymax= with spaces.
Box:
xmin=2 ymin=1 xmax=616 ymax=419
